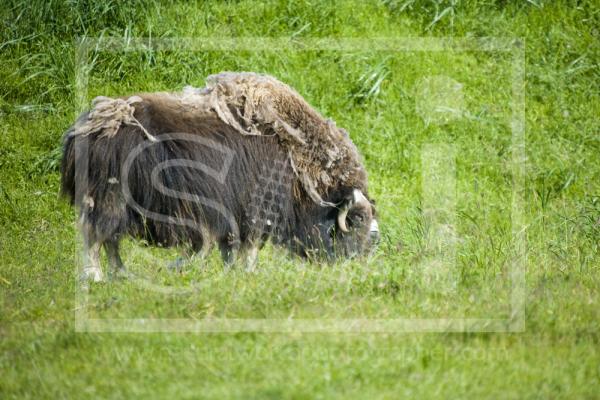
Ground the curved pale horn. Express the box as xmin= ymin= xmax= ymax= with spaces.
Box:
xmin=337 ymin=203 xmax=351 ymax=233
xmin=337 ymin=189 xmax=368 ymax=233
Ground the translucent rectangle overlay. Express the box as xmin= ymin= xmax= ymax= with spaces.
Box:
xmin=74 ymin=37 xmax=525 ymax=333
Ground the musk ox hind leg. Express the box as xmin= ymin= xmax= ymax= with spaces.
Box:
xmin=81 ymin=236 xmax=126 ymax=282
xmin=79 ymin=212 xmax=126 ymax=282
xmin=104 ymin=239 xmax=126 ymax=278
xmin=81 ymin=229 xmax=104 ymax=282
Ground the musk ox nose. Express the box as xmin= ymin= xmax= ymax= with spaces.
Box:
xmin=369 ymin=219 xmax=380 ymax=245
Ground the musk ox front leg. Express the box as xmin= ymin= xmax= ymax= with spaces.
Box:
xmin=219 ymin=242 xmax=260 ymax=271
xmin=217 ymin=232 xmax=261 ymax=271
xmin=218 ymin=235 xmax=240 ymax=268
xmin=235 ymin=240 xmax=261 ymax=272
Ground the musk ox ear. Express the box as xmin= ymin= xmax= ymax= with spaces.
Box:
xmin=337 ymin=189 xmax=371 ymax=233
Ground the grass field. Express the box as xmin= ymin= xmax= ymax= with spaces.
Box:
xmin=1 ymin=0 xmax=599 ymax=398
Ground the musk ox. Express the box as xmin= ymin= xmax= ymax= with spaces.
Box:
xmin=61 ymin=72 xmax=379 ymax=281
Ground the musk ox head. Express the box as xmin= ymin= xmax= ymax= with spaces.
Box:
xmin=308 ymin=188 xmax=379 ymax=260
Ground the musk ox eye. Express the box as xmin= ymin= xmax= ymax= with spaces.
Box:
xmin=338 ymin=211 xmax=368 ymax=232
xmin=349 ymin=213 xmax=367 ymax=228
xmin=344 ymin=215 xmax=360 ymax=228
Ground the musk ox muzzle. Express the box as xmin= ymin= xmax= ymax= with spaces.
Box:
xmin=60 ymin=72 xmax=379 ymax=281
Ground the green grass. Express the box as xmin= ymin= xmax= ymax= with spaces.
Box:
xmin=1 ymin=0 xmax=599 ymax=398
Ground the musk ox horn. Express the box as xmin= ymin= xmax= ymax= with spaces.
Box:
xmin=337 ymin=206 xmax=351 ymax=233
xmin=337 ymin=189 xmax=370 ymax=233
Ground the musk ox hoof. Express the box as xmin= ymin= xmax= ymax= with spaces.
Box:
xmin=81 ymin=266 xmax=104 ymax=282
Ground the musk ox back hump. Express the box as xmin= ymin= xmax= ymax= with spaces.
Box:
xmin=183 ymin=72 xmax=369 ymax=205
